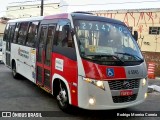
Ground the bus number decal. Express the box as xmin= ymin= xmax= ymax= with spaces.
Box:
xmin=55 ymin=58 xmax=64 ymax=71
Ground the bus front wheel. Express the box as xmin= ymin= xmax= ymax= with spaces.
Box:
xmin=57 ymin=81 xmax=71 ymax=112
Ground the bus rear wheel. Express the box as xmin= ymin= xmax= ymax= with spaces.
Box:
xmin=57 ymin=81 xmax=71 ymax=112
xmin=12 ymin=62 xmax=19 ymax=79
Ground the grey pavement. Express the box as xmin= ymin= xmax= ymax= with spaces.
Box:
xmin=0 ymin=63 xmax=160 ymax=120
xmin=148 ymin=79 xmax=160 ymax=86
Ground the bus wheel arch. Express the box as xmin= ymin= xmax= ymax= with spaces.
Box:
xmin=52 ymin=76 xmax=71 ymax=112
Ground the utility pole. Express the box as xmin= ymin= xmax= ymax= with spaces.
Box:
xmin=41 ymin=0 xmax=44 ymax=16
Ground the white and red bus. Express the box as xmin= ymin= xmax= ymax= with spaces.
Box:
xmin=2 ymin=12 xmax=148 ymax=111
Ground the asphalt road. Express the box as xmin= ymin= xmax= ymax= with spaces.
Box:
xmin=0 ymin=63 xmax=160 ymax=120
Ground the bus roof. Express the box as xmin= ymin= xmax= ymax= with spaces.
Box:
xmin=8 ymin=16 xmax=44 ymax=23
xmin=7 ymin=12 xmax=125 ymax=25
xmin=71 ymin=12 xmax=125 ymax=25
xmin=44 ymin=13 xmax=68 ymax=20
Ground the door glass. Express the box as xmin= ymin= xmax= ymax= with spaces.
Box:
xmin=6 ymin=25 xmax=15 ymax=51
xmin=13 ymin=23 xmax=20 ymax=43
xmin=26 ymin=21 xmax=39 ymax=47
xmin=44 ymin=69 xmax=50 ymax=87
xmin=17 ymin=22 xmax=29 ymax=45
xmin=6 ymin=26 xmax=11 ymax=51
xmin=45 ymin=26 xmax=55 ymax=66
xmin=37 ymin=66 xmax=42 ymax=83
xmin=37 ymin=26 xmax=47 ymax=63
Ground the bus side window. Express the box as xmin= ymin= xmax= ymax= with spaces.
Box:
xmin=10 ymin=25 xmax=16 ymax=43
xmin=56 ymin=24 xmax=74 ymax=48
xmin=26 ymin=21 xmax=39 ymax=47
xmin=56 ymin=25 xmax=67 ymax=47
xmin=3 ymin=24 xmax=10 ymax=41
xmin=45 ymin=25 xmax=56 ymax=66
xmin=13 ymin=23 xmax=20 ymax=43
xmin=17 ymin=22 xmax=29 ymax=45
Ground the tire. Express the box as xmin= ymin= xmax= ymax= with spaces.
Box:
xmin=12 ymin=62 xmax=19 ymax=79
xmin=56 ymin=81 xmax=71 ymax=112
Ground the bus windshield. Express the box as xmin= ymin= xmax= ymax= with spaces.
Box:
xmin=74 ymin=20 xmax=143 ymax=63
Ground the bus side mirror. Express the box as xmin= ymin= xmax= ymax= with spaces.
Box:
xmin=133 ymin=31 xmax=138 ymax=41
xmin=66 ymin=27 xmax=74 ymax=48
xmin=71 ymin=28 xmax=75 ymax=36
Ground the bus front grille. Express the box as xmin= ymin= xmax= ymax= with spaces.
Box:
xmin=108 ymin=79 xmax=140 ymax=90
xmin=112 ymin=94 xmax=137 ymax=103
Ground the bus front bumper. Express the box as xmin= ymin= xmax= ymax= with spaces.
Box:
xmin=77 ymin=76 xmax=148 ymax=110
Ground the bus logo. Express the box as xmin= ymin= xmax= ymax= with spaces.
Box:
xmin=107 ymin=68 xmax=114 ymax=77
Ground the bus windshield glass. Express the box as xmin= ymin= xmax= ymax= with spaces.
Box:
xmin=74 ymin=20 xmax=143 ymax=62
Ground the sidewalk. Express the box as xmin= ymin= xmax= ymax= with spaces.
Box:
xmin=148 ymin=79 xmax=160 ymax=86
xmin=148 ymin=79 xmax=160 ymax=93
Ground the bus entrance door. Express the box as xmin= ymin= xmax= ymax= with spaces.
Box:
xmin=36 ymin=24 xmax=56 ymax=91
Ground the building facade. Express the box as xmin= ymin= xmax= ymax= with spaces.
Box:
xmin=0 ymin=18 xmax=9 ymax=45
xmin=6 ymin=0 xmax=60 ymax=19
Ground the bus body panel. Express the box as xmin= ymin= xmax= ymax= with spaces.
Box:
xmin=51 ymin=52 xmax=78 ymax=106
xmin=11 ymin=43 xmax=36 ymax=83
xmin=77 ymin=62 xmax=148 ymax=110
xmin=82 ymin=60 xmax=147 ymax=80
xmin=78 ymin=77 xmax=147 ymax=110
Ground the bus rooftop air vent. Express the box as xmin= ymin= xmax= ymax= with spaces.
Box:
xmin=72 ymin=11 xmax=93 ymax=15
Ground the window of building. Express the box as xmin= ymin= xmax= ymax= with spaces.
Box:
xmin=26 ymin=21 xmax=39 ymax=47
xmin=17 ymin=22 xmax=29 ymax=45
xmin=149 ymin=27 xmax=160 ymax=35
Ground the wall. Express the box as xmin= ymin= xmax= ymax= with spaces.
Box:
xmin=0 ymin=23 xmax=6 ymax=34
xmin=6 ymin=3 xmax=60 ymax=19
xmin=93 ymin=10 xmax=160 ymax=52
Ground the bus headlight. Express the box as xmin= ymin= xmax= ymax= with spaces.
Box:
xmin=144 ymin=93 xmax=148 ymax=99
xmin=142 ymin=78 xmax=147 ymax=86
xmin=83 ymin=77 xmax=105 ymax=90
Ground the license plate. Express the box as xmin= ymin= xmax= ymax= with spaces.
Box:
xmin=120 ymin=90 xmax=133 ymax=96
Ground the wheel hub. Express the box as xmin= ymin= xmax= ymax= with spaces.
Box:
xmin=57 ymin=89 xmax=67 ymax=106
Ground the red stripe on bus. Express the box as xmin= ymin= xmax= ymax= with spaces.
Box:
xmin=82 ymin=59 xmax=126 ymax=80
xmin=44 ymin=13 xmax=68 ymax=20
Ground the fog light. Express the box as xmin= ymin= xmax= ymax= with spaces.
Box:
xmin=144 ymin=93 xmax=147 ymax=99
xmin=96 ymin=81 xmax=103 ymax=87
xmin=89 ymin=98 xmax=95 ymax=105
xmin=142 ymin=79 xmax=146 ymax=86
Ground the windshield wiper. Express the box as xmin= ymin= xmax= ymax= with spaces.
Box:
xmin=85 ymin=54 xmax=124 ymax=64
xmin=115 ymin=52 xmax=144 ymax=62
